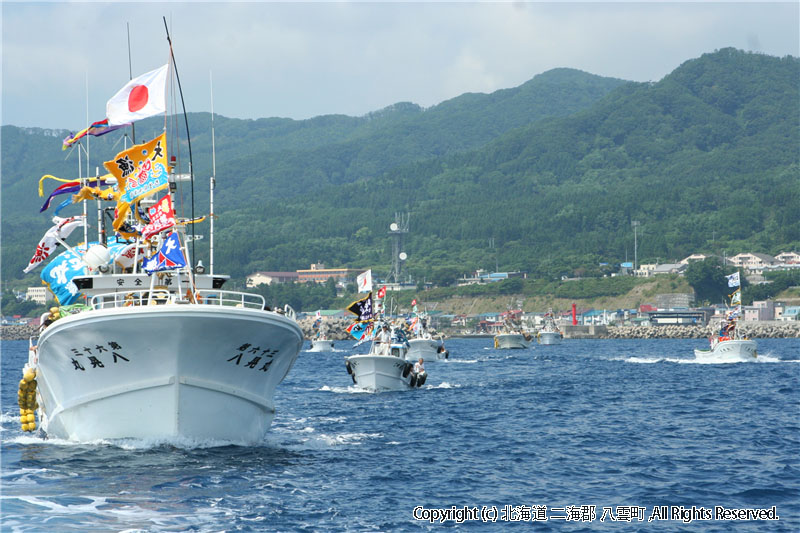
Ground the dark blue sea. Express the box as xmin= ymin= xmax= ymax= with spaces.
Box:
xmin=1 ymin=337 xmax=799 ymax=532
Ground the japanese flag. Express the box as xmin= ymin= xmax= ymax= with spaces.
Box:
xmin=106 ymin=64 xmax=169 ymax=126
xmin=377 ymin=286 xmax=386 ymax=299
xmin=357 ymin=269 xmax=372 ymax=293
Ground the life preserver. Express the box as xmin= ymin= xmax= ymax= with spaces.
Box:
xmin=416 ymin=371 xmax=427 ymax=387
xmin=402 ymin=362 xmax=413 ymax=378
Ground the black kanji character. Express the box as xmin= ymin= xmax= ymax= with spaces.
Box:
xmin=112 ymin=352 xmax=129 ymax=363
xmin=108 ymin=341 xmax=122 ymax=350
xmin=259 ymin=360 xmax=273 ymax=372
xmin=72 ymin=359 xmax=85 ymax=371
xmin=237 ymin=343 xmax=251 ymax=351
xmin=228 ymin=353 xmax=243 ymax=365
xmin=88 ymin=356 xmax=104 ymax=368
xmin=115 ymin=155 xmax=135 ymax=177
xmin=245 ymin=357 xmax=261 ymax=369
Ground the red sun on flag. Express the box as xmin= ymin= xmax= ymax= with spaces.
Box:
xmin=128 ymin=85 xmax=149 ymax=112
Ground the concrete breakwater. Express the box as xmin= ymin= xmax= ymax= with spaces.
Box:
xmin=599 ymin=322 xmax=800 ymax=339
xmin=4 ymin=320 xmax=800 ymax=342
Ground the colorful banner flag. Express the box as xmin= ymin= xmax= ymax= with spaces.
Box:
xmin=62 ymin=119 xmax=129 ymax=150
xmin=39 ymin=176 xmax=111 ymax=212
xmin=376 ymin=286 xmax=386 ymax=299
xmin=725 ymin=272 xmax=741 ymax=288
xmin=730 ymin=289 xmax=741 ymax=305
xmin=346 ymin=321 xmax=374 ymax=342
xmin=40 ymin=246 xmax=88 ymax=305
xmin=141 ymin=195 xmax=177 ymax=239
xmin=143 ymin=231 xmax=186 ymax=274
xmin=24 ymin=216 xmax=85 ymax=273
xmin=104 ymin=132 xmax=169 ymax=231
xmin=357 ymin=269 xmax=372 ymax=293
xmin=106 ymin=64 xmax=169 ymax=126
xmin=346 ymin=292 xmax=373 ymax=321
xmin=39 ymin=239 xmax=130 ymax=305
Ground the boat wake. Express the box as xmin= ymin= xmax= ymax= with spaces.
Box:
xmin=621 ymin=353 xmax=791 ymax=364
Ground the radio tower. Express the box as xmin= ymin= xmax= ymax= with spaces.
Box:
xmin=389 ymin=212 xmax=410 ymax=284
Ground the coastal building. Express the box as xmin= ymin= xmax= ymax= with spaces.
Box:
xmin=246 ymin=271 xmax=299 ymax=287
xmin=25 ymin=286 xmax=53 ymax=305
xmin=780 ymin=306 xmax=800 ymax=321
xmin=656 ymin=293 xmax=694 ymax=309
xmin=774 ymin=251 xmax=800 ymax=264
xmin=296 ymin=264 xmax=361 ymax=284
xmin=729 ymin=253 xmax=778 ymax=273
xmin=751 ymin=300 xmax=776 ymax=321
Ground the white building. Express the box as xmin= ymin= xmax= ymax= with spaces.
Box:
xmin=245 ymin=271 xmax=298 ymax=287
xmin=774 ymin=251 xmax=800 ymax=264
xmin=26 ymin=286 xmax=53 ymax=305
xmin=729 ymin=253 xmax=778 ymax=273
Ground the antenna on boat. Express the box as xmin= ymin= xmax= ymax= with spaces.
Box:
xmin=210 ymin=70 xmax=216 ymax=276
xmin=163 ymin=16 xmax=196 ymax=282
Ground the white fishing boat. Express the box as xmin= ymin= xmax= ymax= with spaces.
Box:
xmin=405 ymin=313 xmax=448 ymax=361
xmin=18 ymin=29 xmax=303 ymax=444
xmin=693 ymin=337 xmax=758 ymax=361
xmin=310 ymin=336 xmax=335 ymax=352
xmin=309 ymin=314 xmax=335 ymax=351
xmin=493 ymin=332 xmax=532 ymax=350
xmin=537 ymin=310 xmax=563 ymax=345
xmin=694 ymin=273 xmax=756 ymax=361
xmin=345 ymin=323 xmax=426 ymax=391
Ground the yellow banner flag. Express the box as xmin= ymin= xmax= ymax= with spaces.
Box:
xmin=103 ymin=132 xmax=169 ymax=230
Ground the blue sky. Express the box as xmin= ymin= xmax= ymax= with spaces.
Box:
xmin=2 ymin=1 xmax=798 ymax=130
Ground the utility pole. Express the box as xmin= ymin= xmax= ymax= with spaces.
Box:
xmin=631 ymin=221 xmax=640 ymax=273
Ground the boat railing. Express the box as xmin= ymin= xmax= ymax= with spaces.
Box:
xmin=88 ymin=289 xmax=266 ymax=310
xmin=195 ymin=289 xmax=266 ymax=310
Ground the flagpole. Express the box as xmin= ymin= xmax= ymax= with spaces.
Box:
xmin=210 ymin=70 xmax=216 ymax=276
xmin=163 ymin=17 xmax=196 ymax=284
xmin=127 ymin=23 xmax=136 ymax=144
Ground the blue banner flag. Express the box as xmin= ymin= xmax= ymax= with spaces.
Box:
xmin=143 ymin=231 xmax=186 ymax=274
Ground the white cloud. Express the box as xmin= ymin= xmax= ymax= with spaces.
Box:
xmin=1 ymin=2 xmax=797 ymax=129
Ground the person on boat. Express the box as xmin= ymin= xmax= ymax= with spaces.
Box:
xmin=414 ymin=357 xmax=425 ymax=375
xmin=377 ymin=324 xmax=391 ymax=355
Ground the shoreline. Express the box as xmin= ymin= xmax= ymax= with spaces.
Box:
xmin=4 ymin=321 xmax=799 ymax=342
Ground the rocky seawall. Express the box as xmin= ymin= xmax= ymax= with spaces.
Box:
xmin=1 ymin=324 xmax=37 ymax=341
xmin=4 ymin=320 xmax=799 ymax=342
xmin=601 ymin=322 xmax=800 ymax=339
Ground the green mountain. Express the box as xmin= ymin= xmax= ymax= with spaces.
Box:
xmin=3 ymin=49 xmax=798 ymax=289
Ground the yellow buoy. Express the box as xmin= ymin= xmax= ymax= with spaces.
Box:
xmin=23 ymin=370 xmax=35 ymax=382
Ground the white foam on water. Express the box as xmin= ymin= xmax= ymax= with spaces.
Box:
xmin=318 ymin=384 xmax=372 ymax=394
xmin=425 ymin=381 xmax=461 ymax=389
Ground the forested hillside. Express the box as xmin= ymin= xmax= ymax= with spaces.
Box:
xmin=3 ymin=49 xmax=798 ymax=289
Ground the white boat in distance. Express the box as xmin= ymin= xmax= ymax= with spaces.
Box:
xmin=405 ymin=315 xmax=448 ymax=361
xmin=494 ymin=332 xmax=532 ymax=349
xmin=537 ymin=311 xmax=563 ymax=345
xmin=693 ymin=338 xmax=758 ymax=361
xmin=345 ymin=324 xmax=426 ymax=390
xmin=694 ymin=277 xmax=756 ymax=362
xmin=310 ymin=337 xmax=335 ymax=352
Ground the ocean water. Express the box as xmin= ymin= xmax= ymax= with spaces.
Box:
xmin=1 ymin=337 xmax=798 ymax=532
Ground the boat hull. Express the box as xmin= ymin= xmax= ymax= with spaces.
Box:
xmin=30 ymin=305 xmax=303 ymax=443
xmin=693 ymin=339 xmax=758 ymax=361
xmin=537 ymin=331 xmax=562 ymax=345
xmin=406 ymin=338 xmax=445 ymax=361
xmin=345 ymin=354 xmax=414 ymax=391
xmin=309 ymin=339 xmax=335 ymax=352
xmin=494 ymin=333 xmax=531 ymax=349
